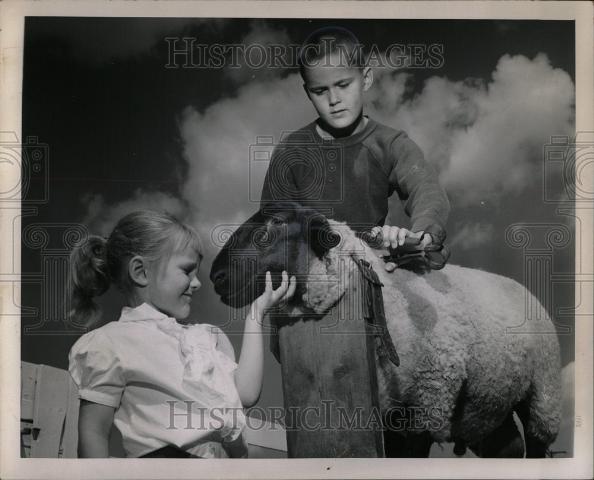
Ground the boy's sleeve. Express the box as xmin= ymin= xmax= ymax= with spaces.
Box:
xmin=389 ymin=133 xmax=450 ymax=244
xmin=68 ymin=330 xmax=125 ymax=408
xmin=260 ymin=145 xmax=300 ymax=210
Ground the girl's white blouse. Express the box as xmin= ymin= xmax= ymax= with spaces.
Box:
xmin=68 ymin=303 xmax=247 ymax=458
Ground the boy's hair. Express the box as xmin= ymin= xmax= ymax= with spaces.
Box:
xmin=67 ymin=210 xmax=203 ymax=326
xmin=298 ymin=26 xmax=366 ymax=78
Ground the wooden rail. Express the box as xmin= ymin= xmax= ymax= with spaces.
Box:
xmin=275 ymin=268 xmax=384 ymax=457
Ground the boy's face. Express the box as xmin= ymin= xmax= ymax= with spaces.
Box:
xmin=302 ymin=52 xmax=373 ymax=130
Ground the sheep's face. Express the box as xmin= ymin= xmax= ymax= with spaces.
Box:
xmin=210 ymin=203 xmax=340 ymax=308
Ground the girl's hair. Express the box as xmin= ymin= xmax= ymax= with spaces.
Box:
xmin=68 ymin=210 xmax=203 ymax=325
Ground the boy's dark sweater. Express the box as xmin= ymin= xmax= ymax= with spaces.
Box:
xmin=260 ymin=117 xmax=450 ymax=243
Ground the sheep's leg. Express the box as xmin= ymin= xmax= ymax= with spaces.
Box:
xmin=524 ymin=438 xmax=548 ymax=458
xmin=382 ymin=430 xmax=408 ymax=457
xmin=382 ymin=410 xmax=433 ymax=457
xmin=382 ymin=409 xmax=408 ymax=457
xmin=515 ymin=398 xmax=553 ymax=458
xmin=409 ymin=348 xmax=465 ymax=444
xmin=514 ymin=351 xmax=561 ymax=459
xmin=408 ymin=432 xmax=433 ymax=457
xmin=382 ymin=430 xmax=433 ymax=458
xmin=468 ymin=413 xmax=525 ymax=458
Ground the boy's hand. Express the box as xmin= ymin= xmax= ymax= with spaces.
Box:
xmin=252 ymin=271 xmax=296 ymax=316
xmin=371 ymin=225 xmax=432 ymax=249
xmin=371 ymin=226 xmax=433 ymax=272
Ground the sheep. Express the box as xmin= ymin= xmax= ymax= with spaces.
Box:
xmin=209 ymin=202 xmax=562 ymax=458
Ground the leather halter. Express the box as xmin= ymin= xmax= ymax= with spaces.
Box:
xmin=354 ymin=258 xmax=400 ymax=367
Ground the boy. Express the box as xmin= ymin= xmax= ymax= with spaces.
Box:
xmin=260 ymin=27 xmax=450 ymax=270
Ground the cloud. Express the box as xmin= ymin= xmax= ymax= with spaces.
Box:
xmin=178 ymin=73 xmax=315 ymax=252
xmin=368 ymin=72 xmax=483 ymax=174
xmin=81 ymin=189 xmax=189 ymax=236
xmin=449 ymin=222 xmax=495 ymax=250
xmin=367 ymin=53 xmax=575 ymax=206
xmin=83 ymin=52 xmax=574 ymax=255
xmin=366 ymin=70 xmax=412 ymax=114
xmin=224 ymin=20 xmax=293 ymax=85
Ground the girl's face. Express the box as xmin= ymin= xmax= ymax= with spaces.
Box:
xmin=146 ymin=246 xmax=201 ymax=320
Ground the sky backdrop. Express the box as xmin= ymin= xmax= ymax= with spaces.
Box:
xmin=21 ymin=17 xmax=576 ymax=455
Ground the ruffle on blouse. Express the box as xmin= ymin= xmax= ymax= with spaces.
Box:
xmin=152 ymin=317 xmax=246 ymax=443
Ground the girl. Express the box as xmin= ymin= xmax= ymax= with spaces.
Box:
xmin=68 ymin=211 xmax=295 ymax=458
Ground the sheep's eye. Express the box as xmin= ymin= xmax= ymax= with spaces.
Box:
xmin=269 ymin=217 xmax=285 ymax=227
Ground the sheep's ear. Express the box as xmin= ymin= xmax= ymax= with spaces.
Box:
xmin=308 ymin=214 xmax=341 ymax=258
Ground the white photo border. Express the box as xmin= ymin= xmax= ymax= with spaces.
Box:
xmin=1 ymin=1 xmax=592 ymax=479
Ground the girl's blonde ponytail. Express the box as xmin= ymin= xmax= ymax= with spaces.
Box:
xmin=67 ymin=235 xmax=110 ymax=325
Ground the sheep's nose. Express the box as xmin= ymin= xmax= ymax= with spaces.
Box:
xmin=211 ymin=270 xmax=227 ymax=291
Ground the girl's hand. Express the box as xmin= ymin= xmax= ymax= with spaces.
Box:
xmin=253 ymin=271 xmax=296 ymax=315
xmin=237 ymin=271 xmax=296 ymax=407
